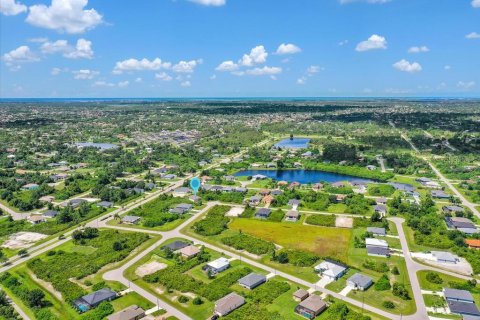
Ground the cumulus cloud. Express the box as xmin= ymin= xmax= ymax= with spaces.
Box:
xmin=73 ymin=69 xmax=99 ymax=79
xmin=239 ymin=45 xmax=268 ymax=66
xmin=0 ymin=0 xmax=27 ymax=16
xmin=245 ymin=66 xmax=282 ymax=76
xmin=472 ymin=0 xmax=480 ymax=8
xmin=180 ymin=80 xmax=191 ymax=87
xmin=297 ymin=76 xmax=307 ymax=85
xmin=356 ymin=34 xmax=387 ymax=52
xmin=155 ymin=72 xmax=173 ymax=81
xmin=457 ymin=81 xmax=476 ymax=90
xmin=118 ymin=81 xmax=129 ymax=88
xmin=466 ymin=32 xmax=480 ymax=39
xmin=215 ymin=60 xmax=239 ymax=72
xmin=408 ymin=46 xmax=429 ymax=53
xmin=26 ymin=0 xmax=103 ymax=34
xmin=93 ymin=80 xmax=115 ymax=87
xmin=188 ymin=0 xmax=225 ymax=6
xmin=307 ymin=65 xmax=323 ymax=75
xmin=41 ymin=38 xmax=93 ymax=59
xmin=275 ymin=43 xmax=301 ymax=55
xmin=2 ymin=46 xmax=39 ymax=70
xmin=51 ymin=67 xmax=68 ymax=75
xmin=392 ymin=59 xmax=422 ymax=73
xmin=172 ymin=59 xmax=202 ymax=73
xmin=113 ymin=58 xmax=171 ymax=74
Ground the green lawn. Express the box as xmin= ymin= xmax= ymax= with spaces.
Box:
xmin=326 ymin=203 xmax=348 ymax=213
xmin=423 ymin=294 xmax=446 ymax=308
xmin=107 ymin=215 xmax=190 ymax=231
xmin=111 ymin=291 xmax=155 ymax=312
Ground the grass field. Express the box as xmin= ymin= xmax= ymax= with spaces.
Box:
xmin=228 ymin=218 xmax=352 ymax=262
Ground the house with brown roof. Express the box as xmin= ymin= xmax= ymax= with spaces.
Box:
xmin=294 ymin=295 xmax=327 ymax=319
xmin=178 ymin=245 xmax=200 ymax=259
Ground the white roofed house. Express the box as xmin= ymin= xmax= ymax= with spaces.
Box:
xmin=203 ymin=257 xmax=230 ymax=275
xmin=431 ymin=251 xmax=459 ymax=264
xmin=374 ymin=204 xmax=387 ymax=217
xmin=172 ymin=187 xmax=192 ymax=197
xmin=314 ymin=260 xmax=347 ymax=281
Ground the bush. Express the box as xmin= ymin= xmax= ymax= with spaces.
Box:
xmin=193 ymin=205 xmax=230 ymax=236
xmin=382 ymin=300 xmax=395 ymax=309
xmin=268 ymin=210 xmax=285 ymax=222
xmin=368 ymin=184 xmax=395 ymax=197
xmin=374 ymin=274 xmax=391 ymax=291
xmin=362 ymin=259 xmax=389 ymax=273
xmin=247 ymin=281 xmax=290 ymax=304
xmin=273 ymin=250 xmax=319 ymax=267
xmin=221 ymin=233 xmax=275 ymax=255
xmin=192 ymin=297 xmax=203 ymax=305
xmin=392 ymin=282 xmax=410 ymax=300
xmin=178 ymin=295 xmax=189 ymax=303
xmin=426 ymin=272 xmax=443 ymax=284
xmin=391 ymin=266 xmax=399 ymax=275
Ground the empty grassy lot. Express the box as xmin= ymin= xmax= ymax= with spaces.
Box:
xmin=228 ymin=219 xmax=352 ymax=262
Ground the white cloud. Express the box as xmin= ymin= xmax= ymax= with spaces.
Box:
xmin=444 ymin=65 xmax=451 ymax=70
xmin=113 ymin=58 xmax=171 ymax=74
xmin=297 ymin=76 xmax=307 ymax=85
xmin=245 ymin=66 xmax=282 ymax=76
xmin=41 ymin=38 xmax=93 ymax=59
xmin=239 ymin=45 xmax=268 ymax=66
xmin=2 ymin=46 xmax=39 ymax=70
xmin=392 ymin=59 xmax=422 ymax=73
xmin=180 ymin=80 xmax=191 ymax=87
xmin=408 ymin=46 xmax=429 ymax=53
xmin=355 ymin=34 xmax=387 ymax=52
xmin=155 ymin=72 xmax=173 ymax=81
xmin=118 ymin=81 xmax=129 ymax=88
xmin=135 ymin=77 xmax=142 ymax=83
xmin=64 ymin=39 xmax=93 ymax=59
xmin=73 ymin=69 xmax=99 ymax=79
xmin=307 ymin=65 xmax=322 ymax=75
xmin=172 ymin=59 xmax=202 ymax=73
xmin=457 ymin=81 xmax=476 ymax=90
xmin=188 ymin=0 xmax=225 ymax=6
xmin=26 ymin=0 xmax=103 ymax=34
xmin=0 ymin=0 xmax=27 ymax=16
xmin=93 ymin=80 xmax=115 ymax=87
xmin=472 ymin=0 xmax=480 ymax=8
xmin=338 ymin=40 xmax=349 ymax=46
xmin=466 ymin=32 xmax=480 ymax=39
xmin=275 ymin=43 xmax=301 ymax=55
xmin=210 ymin=74 xmax=217 ymax=80
xmin=51 ymin=67 xmax=62 ymax=75
xmin=215 ymin=60 xmax=239 ymax=72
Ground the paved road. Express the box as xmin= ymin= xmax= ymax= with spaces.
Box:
xmin=7 ymin=294 xmax=31 ymax=320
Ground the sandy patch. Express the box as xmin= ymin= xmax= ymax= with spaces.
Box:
xmin=2 ymin=232 xmax=48 ymax=250
xmin=29 ymin=271 xmax=63 ymax=300
xmin=335 ymin=216 xmax=353 ymax=229
xmin=226 ymin=207 xmax=244 ymax=217
xmin=136 ymin=261 xmax=168 ymax=277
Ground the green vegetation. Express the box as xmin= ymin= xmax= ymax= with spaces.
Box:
xmin=221 ymin=232 xmax=275 ymax=255
xmin=193 ymin=205 xmax=230 ymax=236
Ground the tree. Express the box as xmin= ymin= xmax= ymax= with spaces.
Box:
xmin=391 ymin=266 xmax=400 ymax=275
xmin=27 ymin=289 xmax=45 ymax=307
xmin=112 ymin=241 xmax=123 ymax=251
xmin=374 ymin=274 xmax=391 ymax=291
xmin=392 ymin=282 xmax=410 ymax=300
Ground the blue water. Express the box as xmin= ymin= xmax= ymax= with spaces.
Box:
xmin=274 ymin=138 xmax=311 ymax=149
xmin=234 ymin=169 xmax=373 ymax=184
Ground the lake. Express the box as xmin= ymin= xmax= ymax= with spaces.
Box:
xmin=75 ymin=142 xmax=119 ymax=150
xmin=274 ymin=138 xmax=311 ymax=149
xmin=234 ymin=169 xmax=373 ymax=184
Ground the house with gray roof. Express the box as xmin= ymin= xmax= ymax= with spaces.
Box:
xmin=74 ymin=288 xmax=117 ymax=312
xmin=444 ymin=288 xmax=480 ymax=317
xmin=97 ymin=201 xmax=114 ymax=208
xmin=293 ymin=289 xmax=309 ymax=302
xmin=444 ymin=288 xmax=475 ymax=303
xmin=367 ymin=227 xmax=386 ymax=236
xmin=367 ymin=246 xmax=390 ymax=257
xmin=443 ymin=205 xmax=465 ymax=214
xmin=163 ymin=240 xmax=189 ymax=251
xmin=374 ymin=205 xmax=387 ymax=217
xmin=214 ymin=292 xmax=245 ymax=316
xmin=238 ymin=273 xmax=267 ymax=290
xmin=256 ymin=208 xmax=271 ymax=219
xmin=432 ymin=190 xmax=450 ymax=199
xmin=107 ymin=305 xmax=145 ymax=320
xmin=432 ymin=251 xmax=459 ymax=264
xmin=42 ymin=210 xmax=59 ymax=219
xmin=347 ymin=273 xmax=373 ymax=291
xmin=121 ymin=216 xmax=141 ymax=224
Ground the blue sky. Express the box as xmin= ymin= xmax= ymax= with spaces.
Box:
xmin=1 ymin=0 xmax=479 ymax=98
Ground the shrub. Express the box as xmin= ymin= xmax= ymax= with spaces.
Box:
xmin=273 ymin=250 xmax=319 ymax=267
xmin=362 ymin=259 xmax=389 ymax=273
xmin=426 ymin=272 xmax=443 ymax=284
xmin=392 ymin=282 xmax=410 ymax=300
xmin=192 ymin=297 xmax=203 ymax=305
xmin=374 ymin=274 xmax=391 ymax=291
xmin=391 ymin=266 xmax=399 ymax=275
xmin=382 ymin=300 xmax=395 ymax=309
xmin=247 ymin=281 xmax=290 ymax=304
xmin=221 ymin=233 xmax=275 ymax=255
xmin=178 ymin=296 xmax=189 ymax=303
xmin=268 ymin=210 xmax=285 ymax=222
xmin=193 ymin=205 xmax=230 ymax=236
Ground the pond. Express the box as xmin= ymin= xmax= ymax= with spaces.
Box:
xmin=75 ymin=142 xmax=119 ymax=150
xmin=274 ymin=138 xmax=311 ymax=149
xmin=234 ymin=169 xmax=373 ymax=184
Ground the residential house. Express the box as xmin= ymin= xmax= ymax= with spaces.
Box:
xmin=252 ymin=174 xmax=267 ymax=180
xmin=331 ymin=181 xmax=346 ymax=188
xmin=271 ymin=190 xmax=283 ymax=196
xmin=121 ymin=216 xmax=141 ymax=224
xmin=365 ymin=238 xmax=389 ymax=248
xmin=432 ymin=251 xmax=459 ymax=264
xmin=314 ymin=261 xmax=347 ymax=280
xmin=28 ymin=215 xmax=45 ymax=224
xmin=444 ymin=288 xmax=480 ymax=317
xmin=172 ymin=187 xmax=192 ymax=197
xmin=432 ymin=190 xmax=450 ymax=199
xmin=288 ymin=199 xmax=301 ymax=210
xmin=366 ymin=165 xmax=376 ymax=171
xmin=367 ymin=246 xmax=390 ymax=257
xmin=42 ymin=210 xmax=59 ymax=219
xmin=39 ymin=195 xmax=55 ymax=203
xmin=367 ymin=227 xmax=386 ymax=236
xmin=376 ymin=197 xmax=387 ymax=205
xmin=294 ymin=295 xmax=327 ymax=319
xmin=224 ymin=175 xmax=236 ymax=181
xmin=285 ymin=210 xmax=300 ymax=222
xmin=388 ymin=182 xmax=415 ymax=193
xmin=214 ymin=292 xmax=245 ymax=317
xmin=238 ymin=273 xmax=267 ymax=290
xmin=74 ymin=288 xmax=117 ymax=312
xmin=21 ymin=183 xmax=39 ymax=190
xmin=256 ymin=208 xmax=271 ymax=219
xmin=97 ymin=201 xmax=114 ymax=208
xmin=466 ymin=240 xmax=480 ymax=249
xmin=374 ymin=205 xmax=387 ymax=217
xmin=163 ymin=241 xmax=189 ymax=251
xmin=107 ymin=305 xmax=145 ymax=320
xmin=347 ymin=273 xmax=373 ymax=291
xmin=446 ymin=217 xmax=477 ymax=234
xmin=443 ymin=205 xmax=465 ymax=215
xmin=248 ymin=195 xmax=262 ymax=206
xmin=293 ymin=289 xmax=309 ymax=302
xmin=178 ymin=245 xmax=200 ymax=259
xmin=203 ymin=257 xmax=230 ymax=275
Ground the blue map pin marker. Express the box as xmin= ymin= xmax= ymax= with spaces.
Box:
xmin=190 ymin=177 xmax=201 ymax=196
